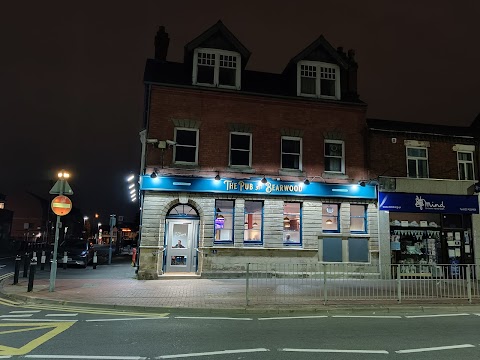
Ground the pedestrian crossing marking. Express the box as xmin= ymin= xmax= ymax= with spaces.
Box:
xmin=0 ymin=322 xmax=75 ymax=356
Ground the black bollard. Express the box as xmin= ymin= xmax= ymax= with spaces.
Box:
xmin=40 ymin=250 xmax=46 ymax=271
xmin=22 ymin=253 xmax=29 ymax=278
xmin=13 ymin=255 xmax=21 ymax=285
xmin=93 ymin=251 xmax=97 ymax=269
xmin=63 ymin=251 xmax=68 ymax=270
xmin=27 ymin=257 xmax=37 ymax=292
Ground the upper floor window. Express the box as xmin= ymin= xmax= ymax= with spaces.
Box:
xmin=174 ymin=128 xmax=198 ymax=165
xmin=406 ymin=147 xmax=428 ymax=178
xmin=284 ymin=202 xmax=301 ymax=246
xmin=244 ymin=201 xmax=263 ymax=244
xmin=193 ymin=48 xmax=241 ymax=90
xmin=297 ymin=61 xmax=340 ymax=99
xmin=325 ymin=140 xmax=345 ymax=174
xmin=215 ymin=200 xmax=234 ymax=244
xmin=457 ymin=151 xmax=475 ymax=180
xmin=230 ymin=132 xmax=251 ymax=167
xmin=0 ymin=202 xmax=4 ymax=209
xmin=281 ymin=136 xmax=302 ymax=170
xmin=323 ymin=203 xmax=340 ymax=233
xmin=350 ymin=205 xmax=367 ymax=233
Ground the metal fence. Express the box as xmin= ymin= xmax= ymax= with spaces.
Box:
xmin=245 ymin=263 xmax=480 ymax=306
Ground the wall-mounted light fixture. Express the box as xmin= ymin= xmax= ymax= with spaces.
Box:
xmin=303 ymin=178 xmax=310 ymax=185
xmin=150 ymin=168 xmax=158 ymax=178
xmin=215 ymin=172 xmax=221 ymax=181
xmin=325 ymin=219 xmax=333 ymax=225
xmin=261 ymin=176 xmax=267 ymax=184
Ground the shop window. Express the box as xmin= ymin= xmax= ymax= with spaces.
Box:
xmin=406 ymin=147 xmax=429 ymax=178
xmin=283 ymin=202 xmax=301 ymax=246
xmin=281 ymin=137 xmax=302 ymax=170
xmin=230 ymin=132 xmax=252 ymax=167
xmin=244 ymin=201 xmax=263 ymax=244
xmin=174 ymin=128 xmax=198 ymax=164
xmin=350 ymin=205 xmax=367 ymax=233
xmin=323 ymin=204 xmax=339 ymax=232
xmin=323 ymin=238 xmax=342 ymax=262
xmin=214 ymin=200 xmax=234 ymax=244
xmin=457 ymin=151 xmax=475 ymax=180
xmin=325 ymin=140 xmax=345 ymax=174
xmin=348 ymin=238 xmax=369 ymax=262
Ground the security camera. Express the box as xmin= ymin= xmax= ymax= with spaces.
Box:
xmin=146 ymin=138 xmax=159 ymax=144
xmin=166 ymin=140 xmax=176 ymax=146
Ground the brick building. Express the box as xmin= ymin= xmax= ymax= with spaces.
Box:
xmin=137 ymin=21 xmax=377 ymax=279
xmin=367 ymin=118 xmax=480 ymax=276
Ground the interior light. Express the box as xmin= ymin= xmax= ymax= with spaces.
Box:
xmin=128 ymin=184 xmax=135 ymax=189
xmin=127 ymin=175 xmax=135 ymax=182
xmin=326 ymin=219 xmax=333 ymax=225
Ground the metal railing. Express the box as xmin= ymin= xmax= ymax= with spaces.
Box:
xmin=245 ymin=263 xmax=480 ymax=306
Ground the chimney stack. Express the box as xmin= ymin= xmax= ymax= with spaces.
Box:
xmin=154 ymin=26 xmax=170 ymax=61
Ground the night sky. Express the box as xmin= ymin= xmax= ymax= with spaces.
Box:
xmin=2 ymin=1 xmax=479 ymax=222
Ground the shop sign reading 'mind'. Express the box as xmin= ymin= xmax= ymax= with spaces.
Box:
xmin=379 ymin=192 xmax=479 ymax=214
xmin=141 ymin=176 xmax=376 ymax=199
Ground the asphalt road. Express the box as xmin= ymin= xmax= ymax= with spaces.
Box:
xmin=0 ymin=299 xmax=480 ymax=359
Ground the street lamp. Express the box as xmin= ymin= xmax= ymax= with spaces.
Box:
xmin=83 ymin=216 xmax=88 ymax=225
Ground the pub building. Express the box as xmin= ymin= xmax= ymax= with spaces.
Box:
xmin=136 ymin=22 xmax=379 ymax=279
xmin=139 ymin=176 xmax=377 ymax=278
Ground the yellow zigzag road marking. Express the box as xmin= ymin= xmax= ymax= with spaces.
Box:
xmin=21 ymin=304 xmax=169 ymax=317
xmin=0 ymin=298 xmax=20 ymax=307
xmin=0 ymin=273 xmax=14 ymax=282
xmin=0 ymin=322 xmax=75 ymax=356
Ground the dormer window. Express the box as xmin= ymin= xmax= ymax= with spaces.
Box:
xmin=193 ymin=48 xmax=241 ymax=90
xmin=297 ymin=61 xmax=340 ymax=99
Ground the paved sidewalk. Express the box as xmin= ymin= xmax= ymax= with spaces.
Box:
xmin=2 ymin=256 xmax=480 ymax=314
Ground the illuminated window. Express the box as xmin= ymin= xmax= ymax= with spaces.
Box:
xmin=323 ymin=204 xmax=339 ymax=233
xmin=0 ymin=202 xmax=4 ymax=209
xmin=297 ymin=61 xmax=340 ymax=99
xmin=325 ymin=140 xmax=344 ymax=173
xmin=350 ymin=205 xmax=367 ymax=233
xmin=244 ymin=201 xmax=263 ymax=244
xmin=193 ymin=48 xmax=241 ymax=89
xmin=281 ymin=137 xmax=302 ymax=170
xmin=283 ymin=202 xmax=301 ymax=246
xmin=174 ymin=128 xmax=198 ymax=164
xmin=214 ymin=200 xmax=234 ymax=244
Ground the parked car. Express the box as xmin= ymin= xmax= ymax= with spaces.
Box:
xmin=57 ymin=238 xmax=93 ymax=268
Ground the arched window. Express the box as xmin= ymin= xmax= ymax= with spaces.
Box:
xmin=167 ymin=204 xmax=199 ymax=218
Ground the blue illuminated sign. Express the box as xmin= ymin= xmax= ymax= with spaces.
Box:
xmin=379 ymin=192 xmax=479 ymax=214
xmin=140 ymin=176 xmax=376 ymax=199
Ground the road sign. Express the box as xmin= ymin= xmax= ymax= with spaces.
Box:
xmin=51 ymin=195 xmax=72 ymax=216
xmin=49 ymin=180 xmax=74 ymax=195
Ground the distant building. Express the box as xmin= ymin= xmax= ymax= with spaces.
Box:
xmin=0 ymin=193 xmax=14 ymax=251
xmin=137 ymin=21 xmax=377 ymax=279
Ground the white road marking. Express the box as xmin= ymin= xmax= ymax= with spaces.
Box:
xmin=0 ymin=356 xmax=12 ymax=359
xmin=8 ymin=310 xmax=41 ymax=314
xmin=0 ymin=265 xmax=6 ymax=268
xmin=0 ymin=314 xmax=33 ymax=318
xmin=405 ymin=313 xmax=470 ymax=318
xmin=259 ymin=315 xmax=328 ymax=320
xmin=156 ymin=348 xmax=269 ymax=359
xmin=45 ymin=313 xmax=78 ymax=317
xmin=332 ymin=315 xmax=402 ymax=319
xmin=1 ymin=318 xmax=78 ymax=322
xmin=174 ymin=316 xmax=252 ymax=321
xmin=25 ymin=356 xmax=147 ymax=359
xmin=395 ymin=344 xmax=475 ymax=353
xmin=282 ymin=348 xmax=389 ymax=354
xmin=86 ymin=317 xmax=169 ymax=322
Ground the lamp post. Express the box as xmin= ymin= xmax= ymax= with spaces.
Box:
xmin=49 ymin=170 xmax=73 ymax=292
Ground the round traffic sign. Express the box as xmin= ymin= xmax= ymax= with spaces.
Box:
xmin=51 ymin=195 xmax=72 ymax=216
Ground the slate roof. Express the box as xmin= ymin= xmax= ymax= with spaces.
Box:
xmin=367 ymin=118 xmax=477 ymax=138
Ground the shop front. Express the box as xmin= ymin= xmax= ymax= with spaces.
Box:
xmin=138 ymin=175 xmax=378 ymax=279
xmin=379 ymin=192 xmax=479 ymax=276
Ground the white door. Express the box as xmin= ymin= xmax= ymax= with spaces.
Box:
xmin=165 ymin=219 xmax=198 ymax=273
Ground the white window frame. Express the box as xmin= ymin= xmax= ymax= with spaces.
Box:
xmin=457 ymin=150 xmax=475 ymax=180
xmin=324 ymin=140 xmax=345 ymax=174
xmin=173 ymin=128 xmax=199 ymax=165
xmin=192 ymin=48 xmax=241 ymax=90
xmin=229 ymin=132 xmax=252 ymax=168
xmin=406 ymin=146 xmax=429 ymax=178
xmin=297 ymin=60 xmax=341 ymax=100
xmin=281 ymin=136 xmax=302 ymax=171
